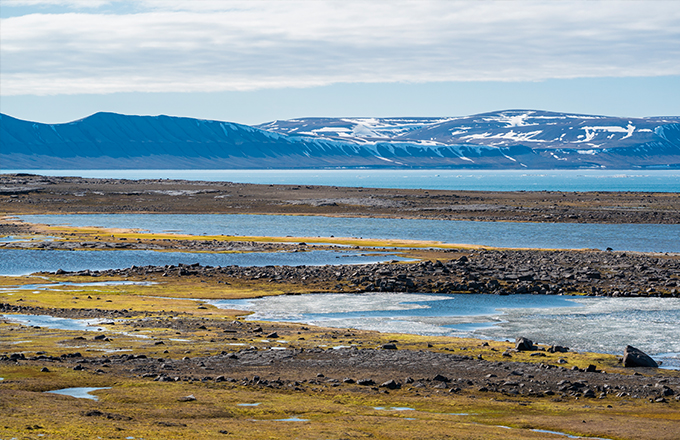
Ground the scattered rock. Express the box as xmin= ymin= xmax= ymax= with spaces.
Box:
xmin=380 ymin=379 xmax=401 ymax=389
xmin=83 ymin=410 xmax=132 ymax=421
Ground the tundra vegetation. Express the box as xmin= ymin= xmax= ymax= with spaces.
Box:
xmin=1 ymin=176 xmax=679 ymax=439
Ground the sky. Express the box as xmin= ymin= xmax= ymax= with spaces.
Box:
xmin=1 ymin=0 xmax=679 ymax=125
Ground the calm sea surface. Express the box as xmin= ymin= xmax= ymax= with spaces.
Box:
xmin=18 ymin=214 xmax=680 ymax=253
xmin=3 ymin=169 xmax=680 ymax=192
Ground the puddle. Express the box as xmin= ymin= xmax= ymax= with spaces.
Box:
xmin=483 ymin=424 xmax=608 ymax=439
xmin=169 ymin=338 xmax=191 ymax=342
xmin=45 ymin=387 xmax=111 ymax=401
xmin=90 ymin=348 xmax=133 ymax=353
xmin=273 ymin=417 xmax=308 ymax=422
xmin=119 ymin=332 xmax=151 ymax=339
xmin=332 ymin=345 xmax=352 ymax=350
xmin=531 ymin=429 xmax=608 ymax=439
xmin=270 ymin=347 xmax=287 ymax=350
xmin=237 ymin=403 xmax=261 ymax=407
xmin=0 ymin=235 xmax=58 ymax=243
xmin=0 ymin=281 xmax=156 ymax=292
xmin=373 ymin=407 xmax=415 ymax=411
xmin=2 ymin=314 xmax=106 ymax=332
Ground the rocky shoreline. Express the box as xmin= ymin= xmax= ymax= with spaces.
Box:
xmin=42 ymin=247 xmax=680 ymax=298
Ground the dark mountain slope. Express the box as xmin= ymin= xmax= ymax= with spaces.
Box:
xmin=2 ymin=110 xmax=679 ymax=169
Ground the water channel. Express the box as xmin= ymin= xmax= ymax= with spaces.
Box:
xmin=0 ymin=248 xmax=409 ymax=276
xmin=18 ymin=214 xmax=680 ymax=253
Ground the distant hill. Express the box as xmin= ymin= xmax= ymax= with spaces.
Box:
xmin=2 ymin=110 xmax=679 ymax=169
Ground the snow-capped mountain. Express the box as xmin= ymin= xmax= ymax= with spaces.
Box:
xmin=2 ymin=110 xmax=679 ymax=169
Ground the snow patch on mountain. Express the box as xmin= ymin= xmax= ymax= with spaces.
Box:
xmin=3 ymin=110 xmax=679 ymax=170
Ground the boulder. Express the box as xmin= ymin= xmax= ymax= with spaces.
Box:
xmin=515 ymin=337 xmax=535 ymax=351
xmin=380 ymin=380 xmax=401 ymax=389
xmin=623 ymin=345 xmax=658 ymax=368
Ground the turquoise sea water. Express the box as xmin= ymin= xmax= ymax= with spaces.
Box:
xmin=3 ymin=169 xmax=680 ymax=192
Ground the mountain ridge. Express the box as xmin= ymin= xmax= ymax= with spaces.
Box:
xmin=2 ymin=110 xmax=679 ymax=169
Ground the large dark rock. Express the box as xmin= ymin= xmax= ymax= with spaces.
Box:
xmin=380 ymin=379 xmax=401 ymax=389
xmin=623 ymin=345 xmax=658 ymax=368
xmin=515 ymin=337 xmax=535 ymax=351
xmin=548 ymin=345 xmax=569 ymax=353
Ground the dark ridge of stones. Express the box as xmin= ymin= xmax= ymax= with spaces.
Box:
xmin=83 ymin=410 xmax=132 ymax=421
xmin=36 ymin=247 xmax=680 ymax=299
xmin=0 ymin=303 xmax=144 ymax=319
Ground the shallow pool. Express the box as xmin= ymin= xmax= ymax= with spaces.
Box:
xmin=211 ymin=293 xmax=680 ymax=368
xmin=1 ymin=314 xmax=106 ymax=332
xmin=44 ymin=387 xmax=111 ymax=401
xmin=0 ymin=248 xmax=409 ymax=276
xmin=19 ymin=213 xmax=680 ymax=253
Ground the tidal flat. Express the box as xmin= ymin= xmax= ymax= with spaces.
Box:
xmin=1 ymin=175 xmax=679 ymax=439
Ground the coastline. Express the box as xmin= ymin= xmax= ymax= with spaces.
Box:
xmin=2 ymin=173 xmax=679 ymax=224
xmin=1 ymin=174 xmax=679 ymax=439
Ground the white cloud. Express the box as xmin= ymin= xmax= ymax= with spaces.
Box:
xmin=3 ymin=0 xmax=113 ymax=7
xmin=1 ymin=1 xmax=679 ymax=95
